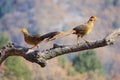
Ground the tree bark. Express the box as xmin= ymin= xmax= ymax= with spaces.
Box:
xmin=0 ymin=28 xmax=120 ymax=67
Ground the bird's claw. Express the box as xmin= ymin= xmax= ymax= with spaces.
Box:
xmin=85 ymin=40 xmax=92 ymax=43
xmin=85 ymin=40 xmax=90 ymax=43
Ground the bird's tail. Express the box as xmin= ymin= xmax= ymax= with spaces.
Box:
xmin=45 ymin=30 xmax=76 ymax=41
xmin=39 ymin=31 xmax=61 ymax=41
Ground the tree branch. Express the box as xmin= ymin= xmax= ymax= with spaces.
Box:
xmin=0 ymin=28 xmax=120 ymax=67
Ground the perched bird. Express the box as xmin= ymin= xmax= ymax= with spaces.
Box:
xmin=21 ymin=28 xmax=60 ymax=48
xmin=47 ymin=16 xmax=97 ymax=44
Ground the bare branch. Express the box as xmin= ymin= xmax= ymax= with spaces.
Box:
xmin=0 ymin=28 xmax=120 ymax=67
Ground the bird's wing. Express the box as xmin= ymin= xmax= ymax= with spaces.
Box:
xmin=31 ymin=34 xmax=41 ymax=38
xmin=73 ymin=24 xmax=88 ymax=33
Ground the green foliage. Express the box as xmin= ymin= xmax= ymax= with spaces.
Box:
xmin=58 ymin=55 xmax=78 ymax=76
xmin=0 ymin=32 xmax=9 ymax=48
xmin=58 ymin=55 xmax=69 ymax=68
xmin=4 ymin=56 xmax=32 ymax=80
xmin=72 ymin=50 xmax=102 ymax=74
xmin=0 ymin=29 xmax=32 ymax=80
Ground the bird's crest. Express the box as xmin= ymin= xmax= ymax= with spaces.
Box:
xmin=21 ymin=28 xmax=29 ymax=34
xmin=89 ymin=16 xmax=97 ymax=22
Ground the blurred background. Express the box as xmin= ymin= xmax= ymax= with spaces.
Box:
xmin=0 ymin=0 xmax=120 ymax=80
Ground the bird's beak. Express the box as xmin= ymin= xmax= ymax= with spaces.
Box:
xmin=93 ymin=16 xmax=97 ymax=21
xmin=95 ymin=17 xmax=97 ymax=21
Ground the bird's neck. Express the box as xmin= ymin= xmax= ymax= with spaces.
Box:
xmin=86 ymin=20 xmax=94 ymax=27
xmin=22 ymin=31 xmax=29 ymax=36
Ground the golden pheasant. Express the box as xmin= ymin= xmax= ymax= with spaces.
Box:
xmin=21 ymin=28 xmax=60 ymax=48
xmin=47 ymin=16 xmax=97 ymax=44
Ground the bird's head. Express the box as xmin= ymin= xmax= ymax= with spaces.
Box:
xmin=21 ymin=28 xmax=28 ymax=34
xmin=89 ymin=16 xmax=97 ymax=22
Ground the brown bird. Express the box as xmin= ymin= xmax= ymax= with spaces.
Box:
xmin=21 ymin=28 xmax=60 ymax=48
xmin=47 ymin=16 xmax=97 ymax=44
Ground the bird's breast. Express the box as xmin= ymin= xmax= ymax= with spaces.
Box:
xmin=24 ymin=35 xmax=41 ymax=45
xmin=86 ymin=24 xmax=94 ymax=35
xmin=86 ymin=27 xmax=92 ymax=35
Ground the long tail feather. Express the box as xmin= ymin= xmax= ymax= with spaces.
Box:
xmin=46 ymin=30 xmax=76 ymax=41
xmin=39 ymin=31 xmax=61 ymax=41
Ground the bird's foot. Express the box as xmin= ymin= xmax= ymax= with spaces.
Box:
xmin=28 ymin=47 xmax=34 ymax=50
xmin=28 ymin=45 xmax=39 ymax=50
xmin=84 ymin=40 xmax=92 ymax=43
xmin=36 ymin=45 xmax=39 ymax=48
xmin=77 ymin=41 xmax=82 ymax=45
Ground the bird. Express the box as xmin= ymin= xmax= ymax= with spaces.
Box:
xmin=21 ymin=28 xmax=61 ymax=48
xmin=47 ymin=16 xmax=97 ymax=44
